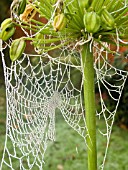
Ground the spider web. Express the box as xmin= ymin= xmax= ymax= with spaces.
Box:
xmin=1 ymin=39 xmax=127 ymax=170
xmin=94 ymin=42 xmax=128 ymax=169
xmin=0 ymin=42 xmax=87 ymax=170
xmin=0 ymin=0 xmax=128 ymax=169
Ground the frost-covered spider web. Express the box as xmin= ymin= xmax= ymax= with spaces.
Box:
xmin=94 ymin=42 xmax=128 ymax=169
xmin=0 ymin=0 xmax=128 ymax=169
xmin=0 ymin=37 xmax=128 ymax=170
xmin=0 ymin=40 xmax=87 ymax=170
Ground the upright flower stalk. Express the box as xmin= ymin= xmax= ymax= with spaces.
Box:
xmin=81 ymin=42 xmax=97 ymax=170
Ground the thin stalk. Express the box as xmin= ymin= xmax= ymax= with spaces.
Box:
xmin=26 ymin=34 xmax=78 ymax=43
xmin=42 ymin=40 xmax=71 ymax=52
xmin=81 ymin=42 xmax=97 ymax=170
xmin=31 ymin=19 xmax=45 ymax=26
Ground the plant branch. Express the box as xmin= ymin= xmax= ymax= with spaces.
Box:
xmin=81 ymin=42 xmax=97 ymax=170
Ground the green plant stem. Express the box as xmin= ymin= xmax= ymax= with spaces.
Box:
xmin=81 ymin=42 xmax=97 ymax=170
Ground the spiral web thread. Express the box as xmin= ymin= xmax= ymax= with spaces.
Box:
xmin=94 ymin=42 xmax=128 ymax=169
xmin=0 ymin=0 xmax=128 ymax=169
xmin=0 ymin=42 xmax=87 ymax=170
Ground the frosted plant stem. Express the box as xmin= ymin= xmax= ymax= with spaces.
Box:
xmin=81 ymin=42 xmax=97 ymax=170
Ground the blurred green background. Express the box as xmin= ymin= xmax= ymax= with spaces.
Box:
xmin=0 ymin=1 xmax=128 ymax=170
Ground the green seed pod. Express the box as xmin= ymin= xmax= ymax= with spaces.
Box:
xmin=18 ymin=0 xmax=26 ymax=15
xmin=1 ymin=18 xmax=13 ymax=30
xmin=0 ymin=18 xmax=15 ymax=41
xmin=53 ymin=13 xmax=67 ymax=32
xmin=1 ymin=24 xmax=15 ymax=41
xmin=83 ymin=11 xmax=101 ymax=33
xmin=10 ymin=38 xmax=26 ymax=61
xmin=101 ymin=7 xmax=115 ymax=29
xmin=79 ymin=0 xmax=89 ymax=9
xmin=10 ymin=0 xmax=26 ymax=18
